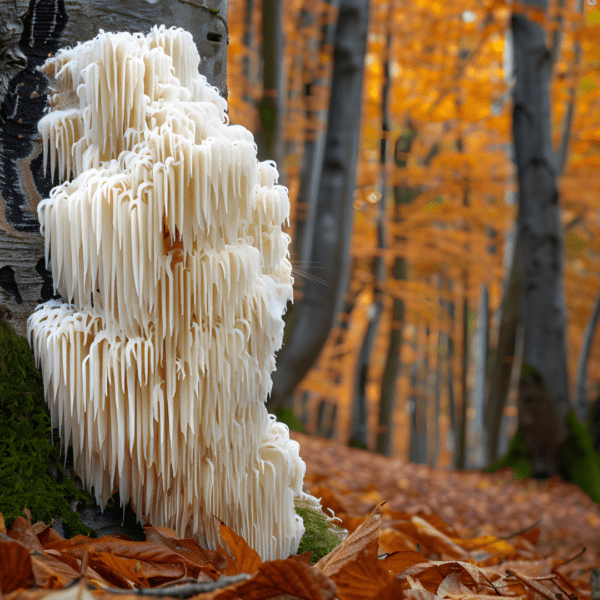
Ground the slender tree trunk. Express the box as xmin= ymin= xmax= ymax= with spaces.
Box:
xmin=267 ymin=0 xmax=370 ymax=414
xmin=291 ymin=0 xmax=340 ymax=263
xmin=576 ymin=287 xmax=600 ymax=423
xmin=469 ymin=284 xmax=488 ymax=468
xmin=256 ymin=0 xmax=285 ymax=173
xmin=0 ymin=0 xmax=228 ymax=337
xmin=433 ymin=326 xmax=442 ymax=466
xmin=376 ymin=128 xmax=419 ymax=455
xmin=456 ymin=278 xmax=469 ymax=470
xmin=350 ymin=9 xmax=392 ymax=449
xmin=512 ymin=9 xmax=570 ymax=477
xmin=485 ymin=232 xmax=522 ymax=463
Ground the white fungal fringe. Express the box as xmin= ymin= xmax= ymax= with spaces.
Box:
xmin=28 ymin=25 xmax=319 ymax=561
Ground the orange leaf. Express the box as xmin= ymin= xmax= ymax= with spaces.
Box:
xmin=315 ymin=502 xmax=385 ymax=575
xmin=86 ymin=551 xmax=156 ymax=588
xmin=144 ymin=525 xmax=224 ymax=578
xmin=380 ymin=550 xmax=429 ymax=575
xmin=214 ymin=558 xmax=337 ymax=600
xmin=216 ymin=521 xmax=262 ymax=575
xmin=330 ymin=548 xmax=398 ymax=600
xmin=0 ymin=541 xmax=35 ymax=593
xmin=410 ymin=516 xmax=469 ymax=560
xmin=7 ymin=517 xmax=44 ymax=553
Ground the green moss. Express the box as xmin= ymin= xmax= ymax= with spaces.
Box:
xmin=348 ymin=439 xmax=368 ymax=450
xmin=486 ymin=410 xmax=600 ymax=504
xmin=0 ymin=312 xmax=93 ymax=536
xmin=209 ymin=8 xmax=220 ymax=15
xmin=275 ymin=407 xmax=305 ymax=433
xmin=294 ymin=497 xmax=347 ymax=564
xmin=557 ymin=410 xmax=600 ymax=503
xmin=484 ymin=427 xmax=532 ymax=480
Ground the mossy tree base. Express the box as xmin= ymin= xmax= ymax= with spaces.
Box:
xmin=486 ymin=411 xmax=600 ymax=504
xmin=294 ymin=497 xmax=347 ymax=564
xmin=0 ymin=309 xmax=93 ymax=536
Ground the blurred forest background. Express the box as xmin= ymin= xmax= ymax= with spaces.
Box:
xmin=225 ymin=0 xmax=600 ymax=473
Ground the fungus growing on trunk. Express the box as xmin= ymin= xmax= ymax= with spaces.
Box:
xmin=27 ymin=26 xmax=322 ymax=561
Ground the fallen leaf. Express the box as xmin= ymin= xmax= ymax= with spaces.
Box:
xmin=215 ymin=521 xmax=262 ymax=576
xmin=214 ymin=558 xmax=337 ymax=600
xmin=315 ymin=502 xmax=385 ymax=575
xmin=0 ymin=541 xmax=35 ymax=593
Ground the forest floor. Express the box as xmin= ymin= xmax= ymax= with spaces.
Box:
xmin=292 ymin=430 xmax=600 ymax=586
xmin=1 ymin=431 xmax=600 ymax=600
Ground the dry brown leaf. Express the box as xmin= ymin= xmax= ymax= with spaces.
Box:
xmin=437 ymin=572 xmax=473 ymax=597
xmin=379 ymin=550 xmax=428 ymax=575
xmin=144 ymin=525 xmax=223 ymax=578
xmin=46 ymin=534 xmax=218 ymax=580
xmin=0 ymin=541 xmax=35 ymax=593
xmin=315 ymin=502 xmax=385 ymax=575
xmin=7 ymin=517 xmax=45 ymax=553
xmin=411 ymin=517 xmax=469 ymax=560
xmin=213 ymin=558 xmax=337 ymax=600
xmin=33 ymin=523 xmax=64 ymax=547
xmin=329 ymin=548 xmax=399 ymax=600
xmin=29 ymin=553 xmax=80 ymax=590
xmin=215 ymin=521 xmax=262 ymax=576
xmin=378 ymin=527 xmax=420 ymax=554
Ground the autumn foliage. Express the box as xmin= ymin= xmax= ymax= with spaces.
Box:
xmin=230 ymin=0 xmax=600 ymax=463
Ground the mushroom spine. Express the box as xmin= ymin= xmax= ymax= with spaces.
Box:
xmin=27 ymin=25 xmax=321 ymax=561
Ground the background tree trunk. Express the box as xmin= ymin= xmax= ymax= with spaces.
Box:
xmin=485 ymin=233 xmax=522 ymax=463
xmin=267 ymin=0 xmax=370 ymax=414
xmin=576 ymin=288 xmax=600 ymax=423
xmin=512 ymin=8 xmax=570 ymax=477
xmin=350 ymin=8 xmax=392 ymax=449
xmin=255 ymin=0 xmax=285 ymax=172
xmin=290 ymin=0 xmax=339 ymax=266
xmin=0 ymin=0 xmax=227 ymax=337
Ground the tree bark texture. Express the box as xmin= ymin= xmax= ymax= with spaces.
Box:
xmin=0 ymin=0 xmax=227 ymax=337
xmin=267 ymin=0 xmax=370 ymax=413
xmin=576 ymin=286 xmax=600 ymax=423
xmin=485 ymin=232 xmax=522 ymax=463
xmin=468 ymin=285 xmax=488 ymax=468
xmin=255 ymin=0 xmax=285 ymax=173
xmin=291 ymin=0 xmax=339 ymax=264
xmin=512 ymin=11 xmax=570 ymax=477
xmin=350 ymin=16 xmax=392 ymax=449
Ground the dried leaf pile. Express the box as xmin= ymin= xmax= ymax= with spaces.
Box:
xmin=1 ymin=431 xmax=599 ymax=600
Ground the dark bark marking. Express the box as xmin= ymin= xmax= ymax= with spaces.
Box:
xmin=35 ymin=257 xmax=58 ymax=302
xmin=0 ymin=0 xmax=67 ymax=232
xmin=0 ymin=265 xmax=23 ymax=303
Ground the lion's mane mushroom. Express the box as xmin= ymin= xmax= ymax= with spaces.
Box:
xmin=27 ymin=26 xmax=322 ymax=560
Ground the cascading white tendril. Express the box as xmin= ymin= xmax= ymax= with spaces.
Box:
xmin=28 ymin=25 xmax=322 ymax=561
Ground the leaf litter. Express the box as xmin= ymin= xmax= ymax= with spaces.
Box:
xmin=0 ymin=430 xmax=598 ymax=600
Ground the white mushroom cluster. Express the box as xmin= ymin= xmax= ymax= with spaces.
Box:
xmin=27 ymin=26 xmax=321 ymax=561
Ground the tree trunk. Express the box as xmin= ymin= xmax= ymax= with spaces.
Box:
xmin=267 ymin=0 xmax=370 ymax=414
xmin=350 ymin=12 xmax=392 ymax=449
xmin=375 ymin=128 xmax=423 ymax=455
xmin=512 ymin=10 xmax=570 ymax=477
xmin=468 ymin=284 xmax=488 ymax=468
xmin=456 ymin=280 xmax=469 ymax=470
xmin=485 ymin=232 xmax=522 ymax=463
xmin=575 ymin=287 xmax=600 ymax=423
xmin=0 ymin=0 xmax=228 ymax=338
xmin=291 ymin=0 xmax=339 ymax=266
xmin=256 ymin=0 xmax=285 ymax=171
